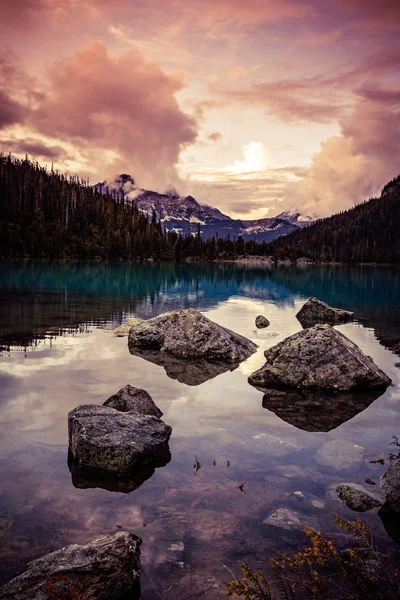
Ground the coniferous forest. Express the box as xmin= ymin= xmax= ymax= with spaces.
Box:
xmin=264 ymin=175 xmax=400 ymax=264
xmin=0 ymin=154 xmax=399 ymax=263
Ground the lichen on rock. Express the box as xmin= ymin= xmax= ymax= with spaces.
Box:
xmin=248 ymin=324 xmax=391 ymax=391
xmin=128 ymin=308 xmax=257 ymax=363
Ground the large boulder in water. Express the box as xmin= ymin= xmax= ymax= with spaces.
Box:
xmin=296 ymin=296 xmax=354 ymax=328
xmin=0 ymin=532 xmax=141 ymax=600
xmin=104 ymin=384 xmax=163 ymax=418
xmin=128 ymin=308 xmax=257 ymax=363
xmin=380 ymin=459 xmax=400 ymax=512
xmin=68 ymin=404 xmax=171 ymax=473
xmin=248 ymin=324 xmax=391 ymax=391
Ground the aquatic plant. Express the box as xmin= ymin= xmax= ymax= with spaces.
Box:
xmin=227 ymin=516 xmax=400 ymax=600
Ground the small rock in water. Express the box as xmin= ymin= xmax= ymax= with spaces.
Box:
xmin=0 ymin=532 xmax=141 ymax=600
xmin=316 ymin=439 xmax=365 ymax=471
xmin=262 ymin=507 xmax=318 ymax=531
xmin=255 ymin=315 xmax=270 ymax=329
xmin=365 ymin=477 xmax=376 ymax=486
xmin=104 ymin=384 xmax=163 ymax=417
xmin=262 ymin=508 xmax=302 ymax=531
xmin=335 ymin=483 xmax=384 ymax=512
xmin=248 ymin=324 xmax=391 ymax=391
xmin=296 ymin=296 xmax=354 ymax=328
xmin=380 ymin=458 xmax=400 ymax=512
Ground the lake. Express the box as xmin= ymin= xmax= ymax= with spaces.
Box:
xmin=0 ymin=260 xmax=400 ymax=599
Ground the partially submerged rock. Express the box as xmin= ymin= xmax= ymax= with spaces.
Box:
xmin=113 ymin=318 xmax=142 ymax=337
xmin=104 ymin=384 xmax=163 ymax=418
xmin=248 ymin=324 xmax=391 ymax=391
xmin=261 ymin=388 xmax=382 ymax=432
xmin=68 ymin=404 xmax=171 ymax=473
xmin=255 ymin=315 xmax=270 ymax=329
xmin=335 ymin=483 xmax=383 ymax=512
xmin=128 ymin=309 xmax=257 ymax=363
xmin=296 ymin=296 xmax=354 ymax=328
xmin=0 ymin=532 xmax=141 ymax=600
xmin=246 ymin=432 xmax=302 ymax=457
xmin=380 ymin=459 xmax=400 ymax=512
xmin=316 ymin=439 xmax=365 ymax=471
xmin=262 ymin=508 xmax=318 ymax=532
xmin=262 ymin=508 xmax=302 ymax=531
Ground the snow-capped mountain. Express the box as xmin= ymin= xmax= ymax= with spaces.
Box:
xmin=275 ymin=210 xmax=313 ymax=227
xmin=94 ymin=175 xmax=312 ymax=243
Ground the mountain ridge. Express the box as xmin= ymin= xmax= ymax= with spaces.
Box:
xmin=93 ymin=175 xmax=312 ymax=243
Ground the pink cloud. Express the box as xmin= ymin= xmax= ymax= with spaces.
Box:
xmin=2 ymin=41 xmax=197 ymax=187
xmin=286 ymin=85 xmax=400 ymax=216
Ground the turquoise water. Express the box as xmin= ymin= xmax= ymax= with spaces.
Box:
xmin=0 ymin=261 xmax=399 ymax=598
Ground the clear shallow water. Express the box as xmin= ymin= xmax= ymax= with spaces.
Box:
xmin=0 ymin=261 xmax=400 ymax=598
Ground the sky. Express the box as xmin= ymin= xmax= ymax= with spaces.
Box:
xmin=0 ymin=0 xmax=399 ymax=219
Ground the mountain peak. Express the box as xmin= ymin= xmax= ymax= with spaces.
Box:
xmin=93 ymin=174 xmax=312 ymax=242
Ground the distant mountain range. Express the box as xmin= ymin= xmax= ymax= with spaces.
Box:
xmin=93 ymin=174 xmax=313 ymax=243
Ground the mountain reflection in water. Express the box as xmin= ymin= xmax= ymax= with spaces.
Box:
xmin=1 ymin=260 xmax=399 ymax=353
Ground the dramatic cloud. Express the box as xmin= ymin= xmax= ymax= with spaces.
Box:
xmin=35 ymin=41 xmax=196 ymax=186
xmin=0 ymin=42 xmax=197 ymax=189
xmin=286 ymin=86 xmax=400 ymax=216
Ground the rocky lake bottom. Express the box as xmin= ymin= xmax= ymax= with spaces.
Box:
xmin=0 ymin=261 xmax=400 ymax=599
